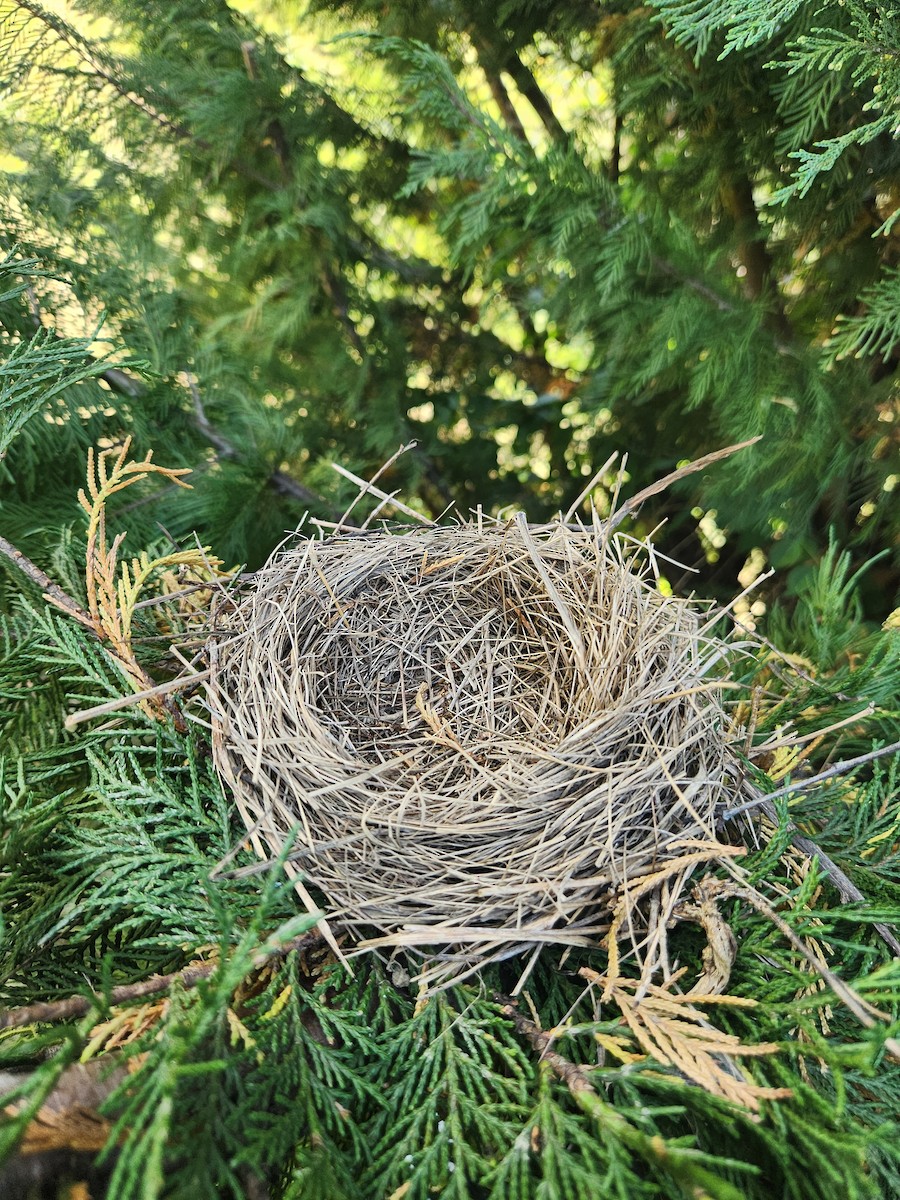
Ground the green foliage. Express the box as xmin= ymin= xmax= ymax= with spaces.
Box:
xmin=364 ymin=991 xmax=530 ymax=1199
xmin=1 ymin=2 xmax=900 ymax=1198
xmin=0 ymin=490 xmax=897 ymax=1198
xmin=0 ymin=0 xmax=896 ymax=599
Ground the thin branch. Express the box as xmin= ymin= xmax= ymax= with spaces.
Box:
xmin=610 ymin=109 xmax=623 ymax=184
xmin=606 ymin=436 xmax=762 ymax=532
xmin=268 ymin=468 xmax=337 ymax=511
xmin=0 ymin=534 xmax=95 ymax=631
xmin=470 ymin=34 xmax=529 ymax=143
xmin=98 ymin=366 xmax=144 ymax=399
xmin=499 ymin=997 xmax=747 ymax=1199
xmin=0 ymin=931 xmax=324 ymax=1032
xmin=504 ymin=53 xmax=568 ymax=144
xmin=318 ymin=264 xmax=367 ymax=360
xmin=187 ymin=375 xmax=236 ymax=458
xmin=331 ymin=452 xmax=434 ymax=527
xmin=651 ymin=253 xmax=734 ymax=313
xmin=722 ymin=739 xmax=900 ymax=820
xmin=348 ymin=236 xmax=443 ymax=285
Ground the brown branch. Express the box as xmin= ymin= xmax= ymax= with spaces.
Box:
xmin=499 ymin=998 xmax=595 ymax=1094
xmin=606 ymin=436 xmax=762 ymax=532
xmin=270 ymin=468 xmax=341 ymax=511
xmin=0 ymin=535 xmax=95 ymax=631
xmin=735 ymin=797 xmax=900 ymax=958
xmin=0 ymin=930 xmax=324 ymax=1032
xmin=499 ymin=997 xmax=749 ymax=1199
xmin=186 ymin=373 xmax=339 ymax=512
xmin=318 ymin=264 xmax=367 ymax=360
xmin=241 ymin=40 xmax=292 ymax=184
xmin=648 ymin=252 xmax=791 ymax=355
xmin=504 ymin=53 xmax=568 ymax=144
xmin=95 ymin=356 xmax=343 ymax=514
xmin=186 ymin=375 xmax=236 ymax=459
xmin=349 ymin=237 xmax=443 ymax=285
xmin=470 ymin=34 xmax=529 ymax=142
xmin=719 ymin=171 xmax=793 ymax=341
xmin=98 ymin=365 xmax=144 ymax=399
xmin=610 ymin=110 xmax=623 ymax=184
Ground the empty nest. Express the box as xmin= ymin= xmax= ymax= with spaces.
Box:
xmin=207 ymin=510 xmax=743 ymax=983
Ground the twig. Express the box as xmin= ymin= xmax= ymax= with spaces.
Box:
xmin=755 ymin=706 xmax=874 ymax=751
xmin=722 ymin=740 xmax=900 ymax=820
xmin=748 ymin=799 xmax=900 ymax=958
xmin=0 ymin=931 xmax=324 ymax=1032
xmin=270 ymin=469 xmax=338 ymax=510
xmin=711 ymin=879 xmax=900 ymax=1059
xmin=331 ymin=451 xmax=434 ymax=527
xmin=0 ymin=535 xmax=95 ymax=632
xmin=499 ymin=997 xmax=746 ymax=1200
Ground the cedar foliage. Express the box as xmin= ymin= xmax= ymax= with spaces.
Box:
xmin=0 ymin=2 xmax=899 ymax=1198
xmin=0 ymin=0 xmax=897 ymax=597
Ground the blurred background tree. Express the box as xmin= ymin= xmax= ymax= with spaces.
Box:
xmin=1 ymin=0 xmax=898 ymax=604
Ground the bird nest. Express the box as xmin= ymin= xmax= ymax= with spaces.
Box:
xmin=207 ymin=508 xmax=745 ymax=985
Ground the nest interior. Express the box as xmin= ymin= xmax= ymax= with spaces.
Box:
xmin=207 ymin=516 xmax=735 ymax=974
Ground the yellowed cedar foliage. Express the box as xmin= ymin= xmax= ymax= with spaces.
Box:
xmin=580 ymin=967 xmax=791 ymax=1111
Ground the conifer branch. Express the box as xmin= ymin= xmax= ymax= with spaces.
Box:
xmin=500 ymin=998 xmax=747 ymax=1200
xmin=753 ymin=800 xmax=900 ymax=958
xmin=0 ymin=931 xmax=323 ymax=1032
xmin=239 ymin=39 xmax=368 ymax=362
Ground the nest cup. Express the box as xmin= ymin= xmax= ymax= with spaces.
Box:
xmin=207 ymin=516 xmax=733 ymax=977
